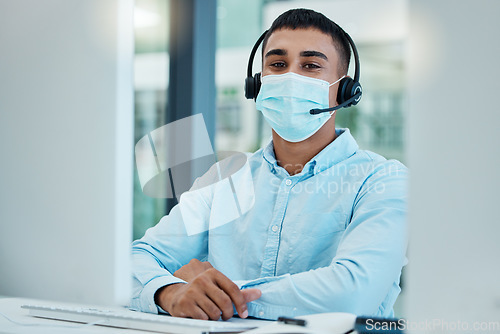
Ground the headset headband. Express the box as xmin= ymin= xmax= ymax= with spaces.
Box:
xmin=247 ymin=30 xmax=268 ymax=79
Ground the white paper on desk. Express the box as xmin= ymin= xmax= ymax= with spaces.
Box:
xmin=242 ymin=312 xmax=356 ymax=334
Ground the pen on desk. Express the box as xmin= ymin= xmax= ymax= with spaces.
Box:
xmin=278 ymin=316 xmax=355 ymax=334
xmin=277 ymin=316 xmax=307 ymax=326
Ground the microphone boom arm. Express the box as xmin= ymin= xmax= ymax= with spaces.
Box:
xmin=309 ymin=91 xmax=362 ymax=115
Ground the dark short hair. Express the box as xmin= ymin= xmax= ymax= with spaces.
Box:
xmin=262 ymin=8 xmax=351 ymax=76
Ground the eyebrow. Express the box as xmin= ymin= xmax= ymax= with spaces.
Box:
xmin=265 ymin=49 xmax=287 ymax=58
xmin=264 ymin=49 xmax=328 ymax=61
xmin=300 ymin=50 xmax=328 ymax=60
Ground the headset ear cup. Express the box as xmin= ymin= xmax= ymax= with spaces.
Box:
xmin=245 ymin=76 xmax=255 ymax=99
xmin=337 ymin=77 xmax=362 ymax=108
xmin=244 ymin=73 xmax=262 ymax=100
xmin=336 ymin=77 xmax=352 ymax=105
xmin=350 ymin=82 xmax=362 ymax=106
xmin=344 ymin=79 xmax=357 ymax=107
xmin=254 ymin=73 xmax=261 ymax=100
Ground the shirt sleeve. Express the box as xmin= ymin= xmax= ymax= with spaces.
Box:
xmin=129 ymin=177 xmax=213 ymax=314
xmin=235 ymin=162 xmax=408 ymax=320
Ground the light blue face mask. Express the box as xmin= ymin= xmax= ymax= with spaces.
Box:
xmin=256 ymin=72 xmax=344 ymax=143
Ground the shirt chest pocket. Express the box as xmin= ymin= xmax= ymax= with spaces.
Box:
xmin=290 ymin=209 xmax=348 ymax=237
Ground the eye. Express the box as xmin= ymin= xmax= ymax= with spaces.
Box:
xmin=303 ymin=63 xmax=321 ymax=69
xmin=270 ymin=61 xmax=286 ymax=68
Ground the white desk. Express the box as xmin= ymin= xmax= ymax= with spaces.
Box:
xmin=0 ymin=297 xmax=177 ymax=334
xmin=0 ymin=297 xmax=359 ymax=334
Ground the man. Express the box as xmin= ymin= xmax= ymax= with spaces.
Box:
xmin=131 ymin=8 xmax=407 ymax=321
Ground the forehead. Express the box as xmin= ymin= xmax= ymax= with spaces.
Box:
xmin=264 ymin=28 xmax=338 ymax=59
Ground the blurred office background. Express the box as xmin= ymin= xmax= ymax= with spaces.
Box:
xmin=133 ymin=0 xmax=408 ymax=240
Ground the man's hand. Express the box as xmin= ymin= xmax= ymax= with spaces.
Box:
xmin=173 ymin=259 xmax=213 ymax=282
xmin=155 ymin=266 xmax=261 ymax=321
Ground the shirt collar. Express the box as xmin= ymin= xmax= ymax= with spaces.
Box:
xmin=311 ymin=128 xmax=359 ymax=174
xmin=263 ymin=140 xmax=279 ymax=171
xmin=262 ymin=128 xmax=359 ymax=176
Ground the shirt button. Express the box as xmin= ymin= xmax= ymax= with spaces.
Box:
xmin=285 ymin=179 xmax=292 ymax=186
xmin=259 ymin=311 xmax=265 ymax=317
xmin=271 ymin=225 xmax=279 ymax=232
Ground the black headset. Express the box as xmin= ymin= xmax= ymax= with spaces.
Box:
xmin=244 ymin=27 xmax=362 ymax=115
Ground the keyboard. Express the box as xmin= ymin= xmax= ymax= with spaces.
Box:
xmin=21 ymin=303 xmax=270 ymax=333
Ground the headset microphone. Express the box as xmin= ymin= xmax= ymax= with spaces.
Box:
xmin=310 ymin=87 xmax=362 ymax=115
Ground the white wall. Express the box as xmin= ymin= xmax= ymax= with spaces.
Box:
xmin=407 ymin=0 xmax=500 ymax=331
xmin=0 ymin=0 xmax=134 ymax=305
xmin=263 ymin=0 xmax=408 ymax=44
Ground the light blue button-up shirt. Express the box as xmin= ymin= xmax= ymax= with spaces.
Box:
xmin=130 ymin=128 xmax=408 ymax=319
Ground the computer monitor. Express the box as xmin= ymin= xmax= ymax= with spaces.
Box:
xmin=406 ymin=0 xmax=500 ymax=325
xmin=0 ymin=0 xmax=134 ymax=306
